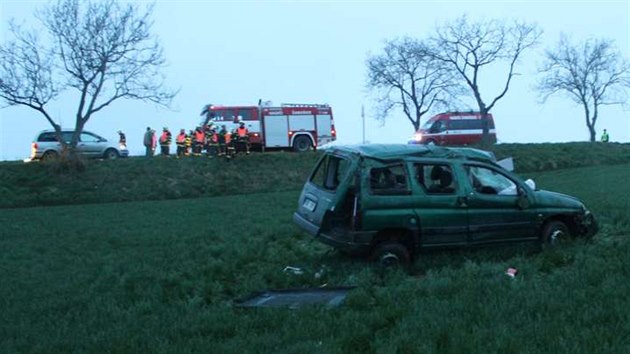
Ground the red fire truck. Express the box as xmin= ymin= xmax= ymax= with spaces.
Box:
xmin=200 ymin=102 xmax=336 ymax=151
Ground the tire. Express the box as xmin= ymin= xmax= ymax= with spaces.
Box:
xmin=41 ymin=150 xmax=58 ymax=162
xmin=103 ymin=149 xmax=119 ymax=160
xmin=292 ymin=135 xmax=312 ymax=152
xmin=541 ymin=220 xmax=571 ymax=248
xmin=371 ymin=241 xmax=411 ymax=268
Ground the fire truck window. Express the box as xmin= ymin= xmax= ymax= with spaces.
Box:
xmin=237 ymin=109 xmax=254 ymax=121
xmin=211 ymin=109 xmax=235 ymax=122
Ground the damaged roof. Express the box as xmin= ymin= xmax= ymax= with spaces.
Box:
xmin=328 ymin=144 xmax=496 ymax=162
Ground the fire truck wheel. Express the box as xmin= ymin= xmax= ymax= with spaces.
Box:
xmin=292 ymin=135 xmax=312 ymax=152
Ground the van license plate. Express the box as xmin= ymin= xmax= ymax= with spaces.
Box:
xmin=303 ymin=199 xmax=316 ymax=212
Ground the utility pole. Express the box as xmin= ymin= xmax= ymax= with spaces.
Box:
xmin=361 ymin=105 xmax=366 ymax=144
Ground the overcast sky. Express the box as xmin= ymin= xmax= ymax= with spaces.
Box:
xmin=1 ymin=0 xmax=628 ymax=160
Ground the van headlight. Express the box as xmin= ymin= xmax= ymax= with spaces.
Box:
xmin=413 ymin=132 xmax=422 ymax=142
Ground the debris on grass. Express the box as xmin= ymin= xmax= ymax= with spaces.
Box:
xmin=234 ymin=287 xmax=355 ymax=309
xmin=505 ymin=267 xmax=519 ymax=278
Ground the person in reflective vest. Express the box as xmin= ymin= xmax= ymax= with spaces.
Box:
xmin=225 ymin=129 xmax=235 ymax=157
xmin=185 ymin=130 xmax=193 ymax=156
xmin=159 ymin=127 xmax=172 ymax=156
xmin=207 ymin=127 xmax=219 ymax=157
xmin=236 ymin=121 xmax=250 ymax=155
xmin=601 ymin=129 xmax=609 ymax=143
xmin=218 ymin=125 xmax=227 ymax=156
xmin=176 ymin=129 xmax=187 ymax=157
xmin=194 ymin=127 xmax=205 ymax=156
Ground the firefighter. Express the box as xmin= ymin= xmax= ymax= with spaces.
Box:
xmin=193 ymin=127 xmax=205 ymax=156
xmin=601 ymin=129 xmax=610 ymax=143
xmin=159 ymin=127 xmax=172 ymax=156
xmin=185 ymin=130 xmax=193 ymax=156
xmin=207 ymin=126 xmax=219 ymax=157
xmin=218 ymin=125 xmax=227 ymax=156
xmin=236 ymin=121 xmax=250 ymax=155
xmin=226 ymin=128 xmax=235 ymax=157
xmin=176 ymin=129 xmax=187 ymax=157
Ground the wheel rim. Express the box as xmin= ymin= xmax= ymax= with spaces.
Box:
xmin=550 ymin=228 xmax=566 ymax=245
xmin=295 ymin=137 xmax=309 ymax=151
xmin=380 ymin=252 xmax=400 ymax=267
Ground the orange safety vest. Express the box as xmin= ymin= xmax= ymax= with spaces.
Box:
xmin=237 ymin=127 xmax=248 ymax=137
xmin=225 ymin=132 xmax=232 ymax=144
xmin=160 ymin=131 xmax=170 ymax=144
xmin=176 ymin=133 xmax=186 ymax=144
xmin=195 ymin=130 xmax=205 ymax=143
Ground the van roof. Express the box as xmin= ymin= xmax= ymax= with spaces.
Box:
xmin=329 ymin=144 xmax=496 ymax=162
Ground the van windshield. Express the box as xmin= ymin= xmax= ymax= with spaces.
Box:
xmin=310 ymin=155 xmax=350 ymax=191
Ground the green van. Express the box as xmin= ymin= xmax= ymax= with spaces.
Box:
xmin=293 ymin=144 xmax=597 ymax=266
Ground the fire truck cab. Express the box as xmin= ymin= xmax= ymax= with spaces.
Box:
xmin=202 ymin=103 xmax=336 ymax=152
xmin=410 ymin=112 xmax=497 ymax=146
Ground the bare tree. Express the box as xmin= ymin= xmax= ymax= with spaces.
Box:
xmin=0 ymin=0 xmax=176 ymax=155
xmin=366 ymin=37 xmax=457 ymax=132
xmin=431 ymin=16 xmax=542 ymax=144
xmin=538 ymin=35 xmax=630 ymax=142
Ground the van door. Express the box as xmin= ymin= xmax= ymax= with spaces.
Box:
xmin=411 ymin=162 xmax=469 ymax=246
xmin=463 ymin=164 xmax=537 ymax=243
xmin=294 ymin=153 xmax=357 ymax=237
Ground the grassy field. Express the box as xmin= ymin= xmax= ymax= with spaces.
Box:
xmin=1 ymin=142 xmax=628 ymax=208
xmin=2 ymin=160 xmax=630 ymax=353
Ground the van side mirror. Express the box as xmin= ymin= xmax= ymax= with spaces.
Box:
xmin=517 ymin=187 xmax=529 ymax=209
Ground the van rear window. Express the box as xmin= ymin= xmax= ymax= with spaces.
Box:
xmin=310 ymin=155 xmax=349 ymax=191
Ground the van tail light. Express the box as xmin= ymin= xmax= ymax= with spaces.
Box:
xmin=331 ymin=125 xmax=336 ymax=139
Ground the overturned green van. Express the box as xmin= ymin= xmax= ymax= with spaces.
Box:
xmin=293 ymin=144 xmax=597 ymax=266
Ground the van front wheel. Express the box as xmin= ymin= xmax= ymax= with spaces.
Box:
xmin=371 ymin=241 xmax=411 ymax=268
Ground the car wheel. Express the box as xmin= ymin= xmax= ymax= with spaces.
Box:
xmin=41 ymin=150 xmax=58 ymax=162
xmin=541 ymin=220 xmax=571 ymax=248
xmin=104 ymin=149 xmax=119 ymax=160
xmin=292 ymin=135 xmax=312 ymax=152
xmin=371 ymin=241 xmax=411 ymax=268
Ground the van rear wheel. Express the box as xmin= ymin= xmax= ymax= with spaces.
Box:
xmin=371 ymin=241 xmax=411 ymax=268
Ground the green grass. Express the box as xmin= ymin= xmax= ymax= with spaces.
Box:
xmin=2 ymin=162 xmax=630 ymax=353
xmin=1 ymin=142 xmax=629 ymax=209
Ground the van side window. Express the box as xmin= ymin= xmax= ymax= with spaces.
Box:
xmin=369 ymin=164 xmax=409 ymax=195
xmin=466 ymin=165 xmax=517 ymax=195
xmin=430 ymin=121 xmax=446 ymax=133
xmin=310 ymin=155 xmax=349 ymax=191
xmin=415 ymin=163 xmax=456 ymax=194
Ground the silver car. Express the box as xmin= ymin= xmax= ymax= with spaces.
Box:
xmin=29 ymin=130 xmax=129 ymax=161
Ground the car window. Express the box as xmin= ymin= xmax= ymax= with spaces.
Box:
xmin=80 ymin=132 xmax=101 ymax=143
xmin=414 ymin=163 xmax=456 ymax=194
xmin=466 ymin=165 xmax=517 ymax=195
xmin=38 ymin=132 xmax=57 ymax=142
xmin=310 ymin=155 xmax=350 ymax=191
xmin=369 ymin=163 xmax=409 ymax=195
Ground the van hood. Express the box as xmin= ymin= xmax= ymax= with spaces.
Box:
xmin=534 ymin=190 xmax=584 ymax=209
